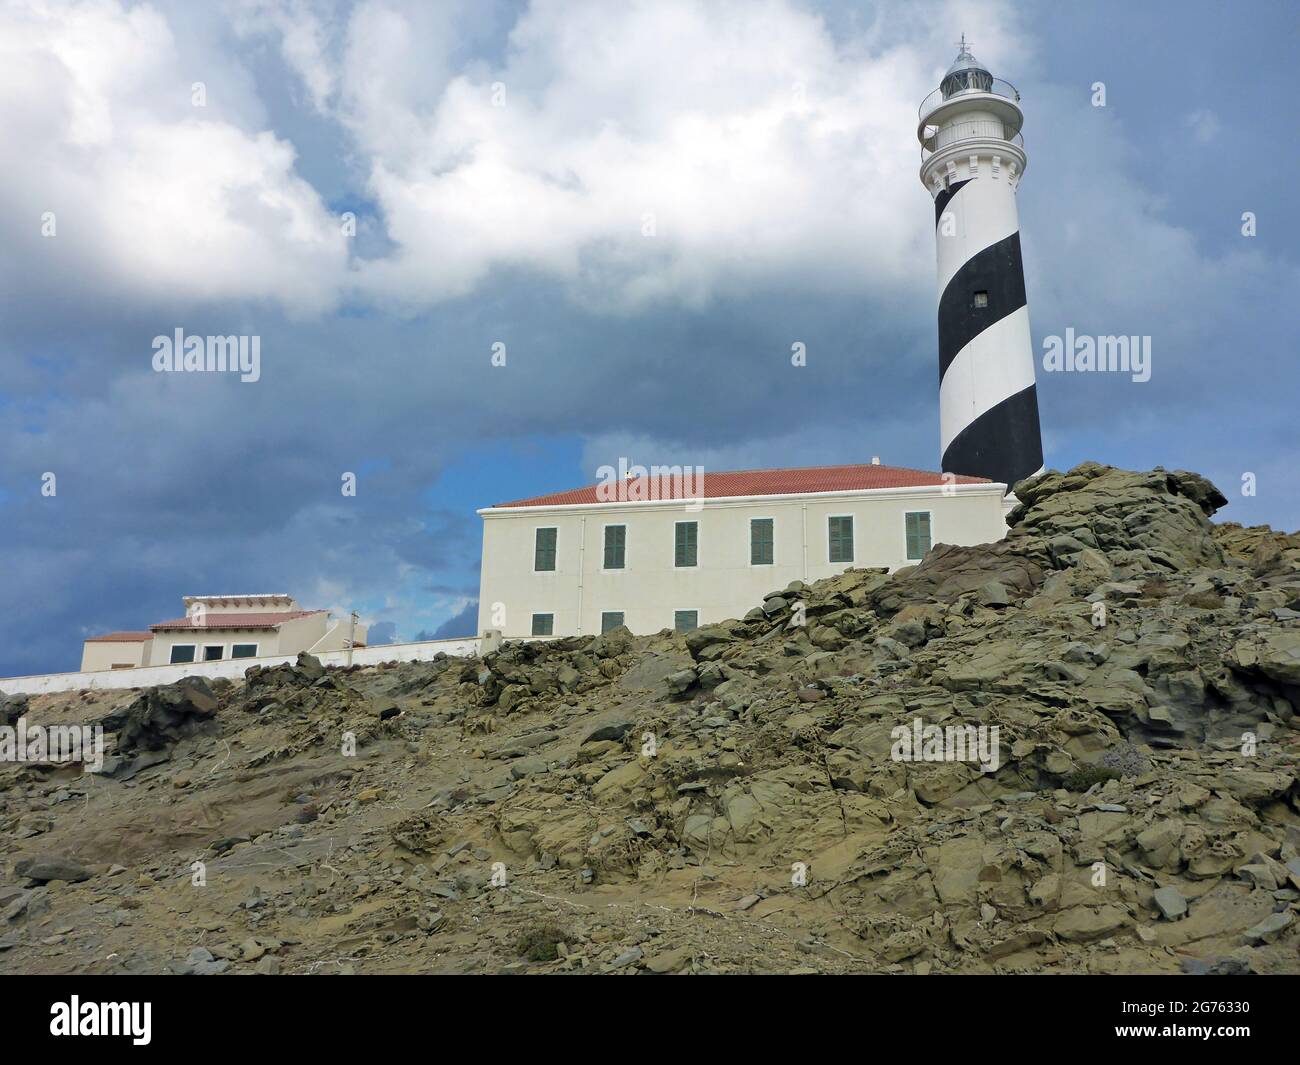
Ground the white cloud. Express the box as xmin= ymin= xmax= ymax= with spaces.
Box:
xmin=230 ymin=0 xmax=341 ymax=113
xmin=0 ymin=0 xmax=349 ymax=315
xmin=1023 ymin=85 xmax=1297 ymax=389
xmin=1 ymin=0 xmax=1288 ymax=330
xmin=1184 ymin=108 xmax=1220 ymax=144
xmin=343 ymin=0 xmax=956 ymax=311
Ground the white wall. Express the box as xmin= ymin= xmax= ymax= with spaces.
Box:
xmin=477 ymin=485 xmax=1009 ymax=638
xmin=274 ymin=612 xmax=329 ymax=655
xmin=80 ymin=640 xmax=150 ymax=672
xmin=0 ymin=637 xmax=480 ymax=697
xmin=307 ymin=618 xmax=370 ymax=653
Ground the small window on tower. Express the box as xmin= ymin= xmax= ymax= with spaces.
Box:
xmin=973 ymin=291 xmax=989 ymax=308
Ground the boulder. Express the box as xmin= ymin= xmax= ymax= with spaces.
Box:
xmin=1243 ymin=911 xmax=1293 ymax=945
xmin=112 ymin=677 xmax=219 ymax=753
xmin=582 ymin=715 xmax=635 ymax=744
xmin=0 ymin=692 xmax=29 ymax=728
xmin=1151 ymin=886 xmax=1187 ymax=921
xmin=666 ymin=669 xmax=698 ymax=696
xmin=14 ymin=856 xmax=93 ymax=884
xmin=684 ymin=621 xmax=744 ymax=661
xmin=977 ymin=580 xmax=1010 ymax=607
xmin=296 ymin=651 xmax=326 ymax=681
xmin=1230 ymin=631 xmax=1300 ymax=685
xmin=1052 ymin=905 xmax=1129 ymax=943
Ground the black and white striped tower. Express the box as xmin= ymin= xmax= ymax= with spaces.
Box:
xmin=918 ymin=38 xmax=1043 ymax=489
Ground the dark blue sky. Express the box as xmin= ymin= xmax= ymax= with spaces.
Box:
xmin=1 ymin=0 xmax=1296 ymax=676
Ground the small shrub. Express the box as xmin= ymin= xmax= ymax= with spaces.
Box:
xmin=1138 ymin=578 xmax=1173 ymax=600
xmin=1062 ymin=765 xmax=1122 ymax=791
xmin=515 ymin=923 xmax=569 ymax=962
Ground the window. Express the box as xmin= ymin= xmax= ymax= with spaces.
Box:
xmin=601 ymin=611 xmax=625 ymax=633
xmin=972 ymin=290 xmax=989 ymax=308
xmin=750 ymin=518 xmax=774 ymax=565
xmin=534 ymin=527 xmax=557 ymax=571
xmin=673 ymin=610 xmax=698 ymax=634
xmin=828 ymin=516 xmax=854 ymax=564
xmin=603 ymin=524 xmax=626 ymax=569
xmin=203 ymin=645 xmax=224 ymax=661
xmin=231 ymin=644 xmax=258 ymax=659
xmin=169 ymin=645 xmax=196 ymax=664
xmin=674 ymin=521 xmax=698 ymax=567
xmin=905 ymin=511 xmax=932 ymax=560
xmin=531 ymin=613 xmax=554 ymax=636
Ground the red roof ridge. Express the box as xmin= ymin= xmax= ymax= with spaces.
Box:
xmin=608 ymin=460 xmax=956 ymax=478
xmin=492 ymin=461 xmax=992 ymax=509
xmin=149 ymin=609 xmax=327 ymax=632
xmin=84 ymin=631 xmax=154 ymax=643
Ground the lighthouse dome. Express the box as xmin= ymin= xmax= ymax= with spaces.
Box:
xmin=940 ymin=44 xmax=993 ymax=99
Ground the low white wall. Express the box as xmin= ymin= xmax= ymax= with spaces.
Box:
xmin=0 ymin=637 xmax=482 ymax=697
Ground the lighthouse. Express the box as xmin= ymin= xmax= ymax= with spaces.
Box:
xmin=918 ymin=38 xmax=1043 ymax=490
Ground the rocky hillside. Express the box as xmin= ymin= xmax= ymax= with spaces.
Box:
xmin=2 ymin=463 xmax=1298 ymax=974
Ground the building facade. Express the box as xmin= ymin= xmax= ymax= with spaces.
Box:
xmin=476 ymin=463 xmax=1010 ymax=639
xmin=80 ymin=594 xmax=367 ymax=672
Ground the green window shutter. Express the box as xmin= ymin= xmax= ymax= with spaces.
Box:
xmin=603 ymin=525 xmax=626 ymax=569
xmin=829 ymin=516 xmax=854 ymax=563
xmin=531 ymin=613 xmax=554 ymax=636
xmin=674 ymin=522 xmax=698 ymax=567
xmin=750 ymin=518 xmax=774 ymax=565
xmin=673 ymin=610 xmax=698 ymax=633
xmin=534 ymin=527 xmax=557 ymax=571
xmin=601 ymin=611 xmax=624 ymax=633
xmin=905 ymin=512 xmax=932 ymax=560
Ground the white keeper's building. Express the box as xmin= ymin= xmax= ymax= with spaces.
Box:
xmin=476 ymin=462 xmax=1010 ymax=639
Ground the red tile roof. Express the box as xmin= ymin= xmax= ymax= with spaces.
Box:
xmin=493 ymin=463 xmax=990 ymax=508
xmin=84 ymin=631 xmax=154 ymax=643
xmin=150 ymin=610 xmax=325 ymax=632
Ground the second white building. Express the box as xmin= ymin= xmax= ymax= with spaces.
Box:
xmin=476 ymin=462 xmax=1010 ymax=639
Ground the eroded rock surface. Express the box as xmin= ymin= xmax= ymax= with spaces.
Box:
xmin=1 ymin=463 xmax=1297 ymax=974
